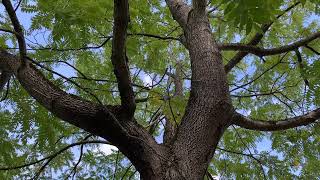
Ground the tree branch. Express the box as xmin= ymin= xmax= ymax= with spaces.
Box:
xmin=232 ymin=108 xmax=320 ymax=131
xmin=0 ymin=27 xmax=20 ymax=36
xmin=0 ymin=70 xmax=11 ymax=91
xmin=65 ymin=135 xmax=93 ymax=179
xmin=224 ymin=2 xmax=300 ymax=72
xmin=2 ymin=0 xmax=27 ymax=64
xmin=0 ymin=49 xmax=164 ymax=178
xmin=128 ymin=33 xmax=179 ymax=41
xmin=193 ymin=0 xmax=207 ymax=15
xmin=0 ymin=140 xmax=109 ymax=171
xmin=165 ymin=0 xmax=191 ymax=29
xmin=0 ymin=49 xmax=122 ymax=140
xmin=295 ymin=49 xmax=309 ymax=86
xmin=111 ymin=0 xmax=136 ymax=117
xmin=219 ymin=32 xmax=320 ymax=56
xmin=305 ymin=44 xmax=320 ymax=55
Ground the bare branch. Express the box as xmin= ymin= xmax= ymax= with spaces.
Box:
xmin=38 ymin=60 xmax=87 ymax=78
xmin=232 ymin=108 xmax=320 ymax=131
xmin=65 ymin=135 xmax=93 ymax=179
xmin=128 ymin=33 xmax=179 ymax=41
xmin=219 ymin=32 xmax=320 ymax=56
xmin=4 ymin=33 xmax=177 ymax=52
xmin=305 ymin=44 xmax=320 ymax=55
xmin=231 ymin=91 xmax=281 ymax=98
xmin=230 ymin=54 xmax=286 ymax=92
xmin=217 ymin=146 xmax=267 ymax=179
xmin=295 ymin=49 xmax=309 ymax=86
xmin=14 ymin=0 xmax=23 ymax=11
xmin=6 ymin=37 xmax=112 ymax=52
xmin=0 ymin=27 xmax=20 ymax=36
xmin=111 ymin=0 xmax=136 ymax=117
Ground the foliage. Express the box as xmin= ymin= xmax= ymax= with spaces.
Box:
xmin=0 ymin=0 xmax=319 ymax=179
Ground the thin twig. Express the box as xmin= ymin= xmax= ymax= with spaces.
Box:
xmin=0 ymin=140 xmax=110 ymax=171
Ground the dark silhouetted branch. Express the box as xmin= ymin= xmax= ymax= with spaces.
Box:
xmin=111 ymin=0 xmax=136 ymax=117
xmin=219 ymin=32 xmax=320 ymax=56
xmin=2 ymin=0 xmax=27 ymax=64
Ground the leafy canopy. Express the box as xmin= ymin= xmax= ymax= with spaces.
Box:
xmin=0 ymin=0 xmax=319 ymax=179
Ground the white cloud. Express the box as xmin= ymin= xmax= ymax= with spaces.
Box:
xmin=213 ymin=175 xmax=220 ymax=180
xmin=94 ymin=144 xmax=118 ymax=155
xmin=143 ymin=75 xmax=153 ymax=86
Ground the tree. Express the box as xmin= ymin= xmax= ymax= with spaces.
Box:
xmin=0 ymin=0 xmax=319 ymax=179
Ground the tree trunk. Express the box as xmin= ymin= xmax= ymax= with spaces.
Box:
xmin=127 ymin=9 xmax=233 ymax=180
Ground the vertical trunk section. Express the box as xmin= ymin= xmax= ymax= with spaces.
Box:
xmin=138 ymin=12 xmax=234 ymax=180
xmin=164 ymin=12 xmax=233 ymax=179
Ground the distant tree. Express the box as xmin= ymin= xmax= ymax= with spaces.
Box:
xmin=0 ymin=0 xmax=319 ymax=179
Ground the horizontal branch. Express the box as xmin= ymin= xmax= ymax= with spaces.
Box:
xmin=232 ymin=108 xmax=320 ymax=131
xmin=305 ymin=44 xmax=320 ymax=55
xmin=219 ymin=31 xmax=320 ymax=56
xmin=0 ymin=28 xmax=20 ymax=36
xmin=224 ymin=2 xmax=301 ymax=72
xmin=128 ymin=33 xmax=179 ymax=41
xmin=4 ymin=33 xmax=177 ymax=52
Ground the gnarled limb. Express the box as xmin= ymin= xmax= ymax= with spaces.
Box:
xmin=219 ymin=31 xmax=320 ymax=56
xmin=0 ymin=49 xmax=165 ymax=179
xmin=111 ymin=0 xmax=136 ymax=117
xmin=232 ymin=108 xmax=320 ymax=131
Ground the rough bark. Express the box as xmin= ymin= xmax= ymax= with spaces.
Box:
xmin=161 ymin=1 xmax=233 ymax=178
